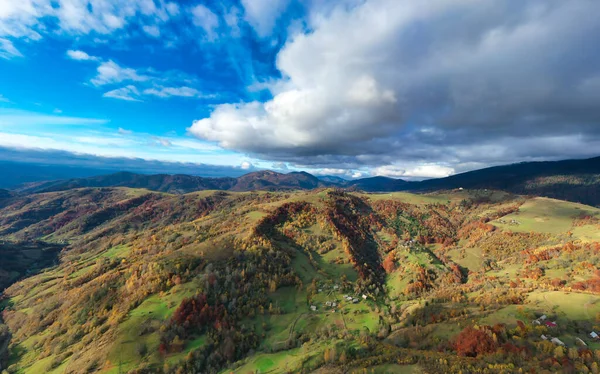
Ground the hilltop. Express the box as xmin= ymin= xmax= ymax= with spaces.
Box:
xmin=0 ymin=187 xmax=599 ymax=373
xmin=413 ymin=156 xmax=600 ymax=206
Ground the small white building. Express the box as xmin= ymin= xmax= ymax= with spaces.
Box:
xmin=310 ymin=305 xmax=317 ymax=311
xmin=540 ymin=334 xmax=548 ymax=340
xmin=333 ymin=285 xmax=339 ymax=290
xmin=575 ymin=337 xmax=587 ymax=347
xmin=362 ymin=294 xmax=368 ymax=300
xmin=352 ymin=298 xmax=359 ymax=304
xmin=551 ymin=338 xmax=565 ymax=347
xmin=590 ymin=331 xmax=599 ymax=340
xmin=332 ymin=302 xmax=337 ymax=307
xmin=325 ymin=301 xmax=332 ymax=307
xmin=539 ymin=315 xmax=547 ymax=321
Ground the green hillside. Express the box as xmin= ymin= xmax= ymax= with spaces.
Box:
xmin=0 ymin=188 xmax=599 ymax=373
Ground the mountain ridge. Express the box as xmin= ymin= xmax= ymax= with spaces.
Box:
xmin=10 ymin=155 xmax=600 ymax=206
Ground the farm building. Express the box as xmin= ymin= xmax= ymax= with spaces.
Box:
xmin=551 ymin=338 xmax=565 ymax=346
xmin=590 ymin=331 xmax=599 ymax=340
xmin=545 ymin=321 xmax=557 ymax=328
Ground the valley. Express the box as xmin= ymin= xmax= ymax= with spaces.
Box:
xmin=0 ymin=187 xmax=599 ymax=373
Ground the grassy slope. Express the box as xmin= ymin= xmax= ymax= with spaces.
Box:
xmin=491 ymin=197 xmax=600 ymax=235
xmin=1 ymin=188 xmax=600 ymax=374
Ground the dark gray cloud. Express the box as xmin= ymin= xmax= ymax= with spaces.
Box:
xmin=189 ymin=0 xmax=600 ymax=177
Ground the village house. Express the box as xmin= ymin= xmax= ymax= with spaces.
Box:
xmin=545 ymin=321 xmax=557 ymax=328
xmin=575 ymin=337 xmax=587 ymax=347
xmin=551 ymin=337 xmax=565 ymax=346
xmin=362 ymin=294 xmax=368 ymax=300
xmin=540 ymin=334 xmax=548 ymax=340
xmin=352 ymin=298 xmax=359 ymax=304
xmin=590 ymin=331 xmax=599 ymax=340
xmin=325 ymin=301 xmax=332 ymax=307
xmin=310 ymin=305 xmax=317 ymax=311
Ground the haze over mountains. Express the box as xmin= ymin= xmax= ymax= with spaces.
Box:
xmin=10 ymin=156 xmax=600 ymax=207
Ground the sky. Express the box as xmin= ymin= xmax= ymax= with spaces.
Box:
xmin=1 ymin=0 xmax=600 ymax=180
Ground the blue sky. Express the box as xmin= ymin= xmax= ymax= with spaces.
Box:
xmin=1 ymin=1 xmax=600 ymax=179
xmin=0 ymin=0 xmax=292 ymax=174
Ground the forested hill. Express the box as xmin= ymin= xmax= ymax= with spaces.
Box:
xmin=10 ymin=156 xmax=600 ymax=206
xmin=412 ymin=156 xmax=600 ymax=206
xmin=1 ymin=187 xmax=600 ymax=373
xmin=15 ymin=170 xmax=329 ymax=194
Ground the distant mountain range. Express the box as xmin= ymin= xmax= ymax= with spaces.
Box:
xmin=8 ymin=156 xmax=600 ymax=206
xmin=15 ymin=170 xmax=330 ymax=194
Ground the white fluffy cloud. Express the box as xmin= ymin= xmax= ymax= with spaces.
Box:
xmin=0 ymin=0 xmax=179 ymax=39
xmin=70 ymin=56 xmax=212 ymax=101
xmin=240 ymin=0 xmax=289 ymax=37
xmin=91 ymin=60 xmax=150 ymax=86
xmin=373 ymin=165 xmax=454 ymax=179
xmin=0 ymin=37 xmax=22 ymax=59
xmin=103 ymin=85 xmax=143 ymax=102
xmin=142 ymin=25 xmax=160 ymax=38
xmin=191 ymin=4 xmax=219 ymax=41
xmin=190 ymin=0 xmax=600 ymax=178
xmin=66 ymin=49 xmax=98 ymax=61
xmin=143 ymin=86 xmax=209 ymax=99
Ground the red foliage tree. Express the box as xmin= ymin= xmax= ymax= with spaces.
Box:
xmin=382 ymin=253 xmax=396 ymax=273
xmin=172 ymin=293 xmax=227 ymax=331
xmin=453 ymin=326 xmax=498 ymax=357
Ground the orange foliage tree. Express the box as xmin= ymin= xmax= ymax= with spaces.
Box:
xmin=453 ymin=326 xmax=498 ymax=357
